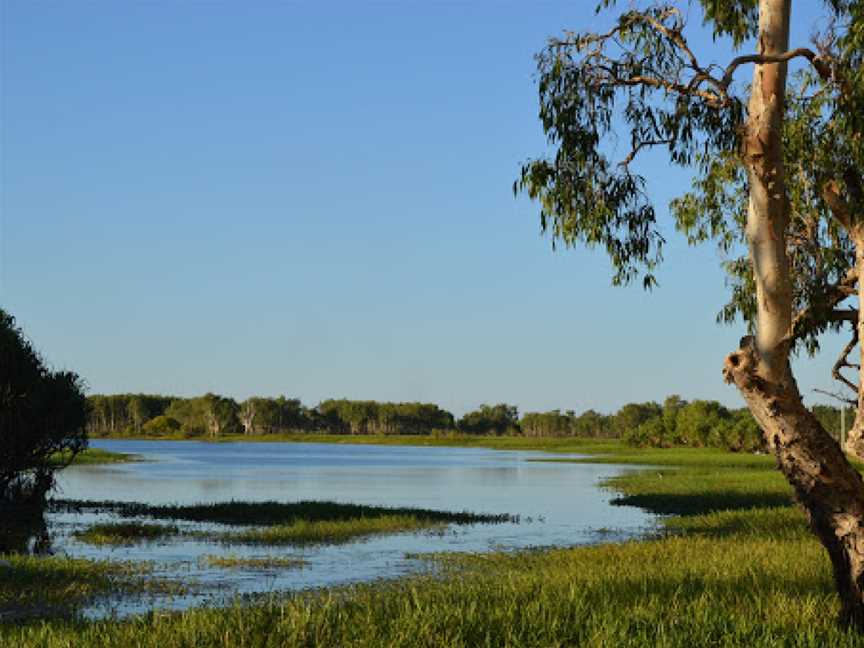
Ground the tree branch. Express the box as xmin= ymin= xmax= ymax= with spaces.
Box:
xmin=790 ymin=267 xmax=858 ymax=339
xmin=823 ymin=180 xmax=854 ymax=230
xmin=813 ymin=388 xmax=858 ymax=407
xmin=832 ymin=327 xmax=860 ymax=397
xmin=720 ymin=48 xmax=831 ymax=89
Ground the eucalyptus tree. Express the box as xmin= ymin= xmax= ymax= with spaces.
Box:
xmin=458 ymin=404 xmax=520 ymax=435
xmin=517 ymin=0 xmax=864 ymax=627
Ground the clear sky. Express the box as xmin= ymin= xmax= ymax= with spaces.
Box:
xmin=0 ymin=1 xmax=847 ymax=416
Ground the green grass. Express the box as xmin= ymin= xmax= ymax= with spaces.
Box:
xmin=73 ymin=522 xmax=179 ymax=546
xmin=0 ymin=555 xmax=179 ymax=623
xmin=51 ymin=499 xmax=516 ymax=527
xmin=10 ymin=441 xmax=864 ymax=645
xmin=88 ymin=431 xmax=625 ymax=453
xmin=56 ymin=500 xmax=514 ymax=547
xmin=219 ymin=515 xmax=444 ymax=546
xmin=50 ymin=447 xmax=139 ymax=466
xmin=200 ymin=555 xmax=307 ymax=570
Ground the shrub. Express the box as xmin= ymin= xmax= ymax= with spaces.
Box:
xmin=0 ymin=309 xmax=87 ymax=551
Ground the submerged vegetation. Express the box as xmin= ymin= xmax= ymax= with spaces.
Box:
xmin=0 ymin=555 xmax=182 ymax=623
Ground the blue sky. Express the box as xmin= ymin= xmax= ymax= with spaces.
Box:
xmin=0 ymin=1 xmax=847 ymax=416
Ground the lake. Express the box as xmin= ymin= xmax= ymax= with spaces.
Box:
xmin=49 ymin=439 xmax=657 ymax=617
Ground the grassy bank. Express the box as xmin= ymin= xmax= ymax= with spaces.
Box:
xmin=89 ymin=431 xmax=622 ymax=453
xmin=9 ymin=443 xmax=863 ymax=646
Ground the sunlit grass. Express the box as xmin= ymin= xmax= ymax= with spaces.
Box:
xmin=5 ymin=529 xmax=860 ymax=647
xmin=73 ymin=522 xmax=179 ymax=546
xmin=58 ymin=500 xmax=514 ymax=548
xmin=219 ymin=515 xmax=444 ymax=546
xmin=200 ymin=555 xmax=307 ymax=570
xmin=50 ymin=448 xmax=138 ymax=466
xmin=10 ymin=440 xmax=864 ymax=645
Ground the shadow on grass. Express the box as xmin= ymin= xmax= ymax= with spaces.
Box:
xmin=611 ymin=491 xmax=794 ymax=517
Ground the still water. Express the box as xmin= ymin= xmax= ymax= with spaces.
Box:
xmin=50 ymin=440 xmax=657 ymax=616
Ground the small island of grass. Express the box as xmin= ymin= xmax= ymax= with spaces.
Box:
xmin=200 ymin=555 xmax=307 ymax=570
xmin=56 ymin=500 xmax=517 ymax=547
xmin=74 ymin=522 xmax=179 ymax=546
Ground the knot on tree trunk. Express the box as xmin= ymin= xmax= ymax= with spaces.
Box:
xmin=723 ymin=336 xmax=760 ymax=388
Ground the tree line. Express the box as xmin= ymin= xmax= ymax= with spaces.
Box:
xmin=86 ymin=392 xmax=854 ymax=451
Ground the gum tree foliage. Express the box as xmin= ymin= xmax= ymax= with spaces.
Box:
xmin=457 ymin=404 xmax=520 ymax=435
xmin=0 ymin=309 xmax=87 ymax=517
xmin=516 ymin=0 xmax=864 ymax=628
xmin=317 ymin=399 xmax=455 ymax=435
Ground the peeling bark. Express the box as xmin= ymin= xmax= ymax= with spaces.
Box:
xmin=725 ymin=341 xmax=864 ymax=628
xmin=844 ymin=235 xmax=864 ymax=459
xmin=732 ymin=0 xmax=864 ymax=628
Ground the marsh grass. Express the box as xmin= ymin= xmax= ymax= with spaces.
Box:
xmin=218 ymin=515 xmax=445 ymax=546
xmin=50 ymin=448 xmax=138 ymax=466
xmin=73 ymin=522 xmax=179 ymax=546
xmin=88 ymin=431 xmax=626 ymax=453
xmin=0 ymin=555 xmax=185 ymax=623
xmin=4 ymin=530 xmax=861 ymax=647
xmin=11 ymin=441 xmax=864 ymax=645
xmin=51 ymin=499 xmax=516 ymax=527
xmin=57 ymin=500 xmax=512 ymax=547
xmin=200 ymin=555 xmax=307 ymax=570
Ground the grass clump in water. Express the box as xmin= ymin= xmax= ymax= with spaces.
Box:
xmin=200 ymin=555 xmax=307 ymax=570
xmin=74 ymin=522 xmax=179 ymax=546
xmin=50 ymin=447 xmax=139 ymax=466
xmin=219 ymin=515 xmax=442 ymax=546
xmin=52 ymin=499 xmax=516 ymax=527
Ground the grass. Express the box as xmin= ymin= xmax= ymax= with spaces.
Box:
xmin=89 ymin=431 xmax=625 ymax=453
xmin=218 ymin=515 xmax=444 ymax=546
xmin=200 ymin=555 xmax=307 ymax=570
xmin=0 ymin=555 xmax=180 ymax=623
xmin=9 ymin=441 xmax=864 ymax=645
xmin=51 ymin=499 xmax=516 ymax=527
xmin=50 ymin=447 xmax=139 ymax=466
xmin=73 ymin=522 xmax=179 ymax=546
xmin=56 ymin=500 xmax=514 ymax=547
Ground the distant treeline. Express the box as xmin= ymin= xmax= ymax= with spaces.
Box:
xmin=85 ymin=393 xmax=853 ymax=451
